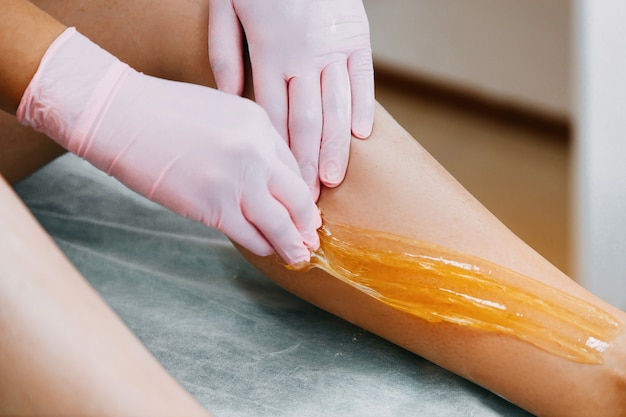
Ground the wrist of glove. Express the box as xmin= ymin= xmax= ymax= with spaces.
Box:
xmin=17 ymin=27 xmax=321 ymax=265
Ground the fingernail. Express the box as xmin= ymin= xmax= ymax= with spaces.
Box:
xmin=288 ymin=247 xmax=311 ymax=266
xmin=352 ymin=124 xmax=366 ymax=139
xmin=302 ymin=229 xmax=320 ymax=251
xmin=353 ymin=127 xmax=371 ymax=139
xmin=322 ymin=161 xmax=343 ymax=187
xmin=289 ymin=261 xmax=310 ymax=271
xmin=352 ymin=116 xmax=374 ymax=139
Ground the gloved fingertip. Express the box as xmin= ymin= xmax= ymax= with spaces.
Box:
xmin=285 ymin=247 xmax=311 ymax=267
xmin=320 ymin=160 xmax=345 ymax=188
xmin=312 ymin=208 xmax=323 ymax=230
xmin=215 ymin=74 xmax=244 ymax=96
xmin=289 ymin=260 xmax=311 ymax=272
xmin=257 ymin=246 xmax=276 ymax=258
xmin=352 ymin=124 xmax=373 ymax=139
xmin=351 ymin=116 xmax=374 ymax=139
xmin=302 ymin=228 xmax=320 ymax=251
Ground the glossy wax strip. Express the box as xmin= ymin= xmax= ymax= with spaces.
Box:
xmin=290 ymin=217 xmax=623 ymax=364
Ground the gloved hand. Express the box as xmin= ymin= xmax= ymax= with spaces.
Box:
xmin=208 ymin=0 xmax=375 ymax=200
xmin=18 ymin=27 xmax=321 ymax=265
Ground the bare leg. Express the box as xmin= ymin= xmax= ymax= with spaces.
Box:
xmin=0 ymin=176 xmax=212 ymax=416
xmin=0 ymin=1 xmax=218 ymax=414
xmin=239 ymin=104 xmax=626 ymax=416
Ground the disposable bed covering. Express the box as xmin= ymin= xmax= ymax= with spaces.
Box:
xmin=15 ymin=154 xmax=534 ymax=417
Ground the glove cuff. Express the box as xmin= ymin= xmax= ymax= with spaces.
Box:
xmin=16 ymin=27 xmax=131 ymax=157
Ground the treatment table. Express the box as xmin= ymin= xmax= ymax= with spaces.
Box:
xmin=15 ymin=154 xmax=534 ymax=417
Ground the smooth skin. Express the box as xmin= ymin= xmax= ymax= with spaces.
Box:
xmin=0 ymin=176 xmax=212 ymax=416
xmin=0 ymin=3 xmax=213 ymax=415
xmin=242 ymin=105 xmax=626 ymax=416
xmin=1 ymin=1 xmax=625 ymax=416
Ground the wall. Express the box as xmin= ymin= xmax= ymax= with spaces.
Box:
xmin=573 ymin=0 xmax=626 ymax=310
xmin=363 ymin=0 xmax=572 ymax=119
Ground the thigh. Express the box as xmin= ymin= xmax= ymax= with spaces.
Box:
xmin=1 ymin=0 xmax=218 ymax=184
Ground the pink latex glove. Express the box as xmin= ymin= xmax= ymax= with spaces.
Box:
xmin=18 ymin=28 xmax=321 ymax=265
xmin=208 ymin=0 xmax=375 ymax=200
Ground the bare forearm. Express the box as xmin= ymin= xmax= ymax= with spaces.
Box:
xmin=0 ymin=0 xmax=65 ymax=113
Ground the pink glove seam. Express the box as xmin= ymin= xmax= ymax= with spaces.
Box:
xmin=147 ymin=156 xmax=179 ymax=200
